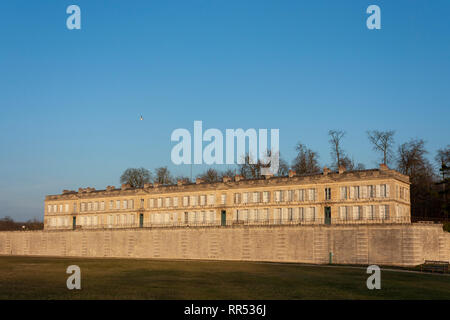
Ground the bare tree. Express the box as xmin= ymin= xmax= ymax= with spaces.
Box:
xmin=435 ymin=146 xmax=450 ymax=181
xmin=367 ymin=130 xmax=395 ymax=165
xmin=292 ymin=142 xmax=321 ymax=175
xmin=197 ymin=168 xmax=220 ymax=183
xmin=238 ymin=153 xmax=263 ymax=179
xmin=340 ymin=156 xmax=366 ymax=171
xmin=120 ymin=168 xmax=152 ymax=188
xmin=328 ymin=130 xmax=346 ymax=169
xmin=277 ymin=157 xmax=290 ymax=176
xmin=220 ymin=168 xmax=236 ymax=178
xmin=154 ymin=166 xmax=174 ymax=185
xmin=397 ymin=139 xmax=432 ymax=178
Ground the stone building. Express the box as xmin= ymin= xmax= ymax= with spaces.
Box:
xmin=44 ymin=164 xmax=411 ymax=230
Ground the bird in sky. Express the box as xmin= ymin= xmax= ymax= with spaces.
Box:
xmin=139 ymin=115 xmax=143 ymax=121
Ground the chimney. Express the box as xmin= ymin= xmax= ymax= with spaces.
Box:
xmin=177 ymin=179 xmax=184 ymax=186
xmin=323 ymin=166 xmax=330 ymax=176
xmin=106 ymin=185 xmax=116 ymax=192
xmin=121 ymin=183 xmax=131 ymax=190
xmin=288 ymin=170 xmax=295 ymax=178
xmin=380 ymin=163 xmax=389 ymax=171
xmin=222 ymin=176 xmax=231 ymax=183
xmin=196 ymin=178 xmax=204 ymax=184
xmin=338 ymin=165 xmax=346 ymax=174
xmin=235 ymin=175 xmax=243 ymax=182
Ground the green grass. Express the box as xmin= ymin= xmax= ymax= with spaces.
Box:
xmin=0 ymin=256 xmax=449 ymax=299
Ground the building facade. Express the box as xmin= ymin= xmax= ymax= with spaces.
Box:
xmin=43 ymin=164 xmax=411 ymax=230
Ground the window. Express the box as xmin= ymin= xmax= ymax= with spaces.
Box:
xmin=100 ymin=202 xmax=105 ymax=210
xmin=165 ymin=197 xmax=171 ymax=207
xmin=287 ymin=190 xmax=294 ymax=202
xmin=207 ymin=194 xmax=215 ymax=205
xmin=140 ymin=199 xmax=144 ymax=209
xmin=354 ymin=186 xmax=360 ymax=199
xmin=200 ymin=195 xmax=206 ymax=206
xmin=381 ymin=184 xmax=387 ymax=198
xmin=308 ymin=189 xmax=316 ymax=201
xmin=221 ymin=194 xmax=226 ymax=205
xmin=93 ymin=202 xmax=98 ymax=211
xmin=123 ymin=200 xmax=128 ymax=210
xmin=234 ymin=193 xmax=241 ymax=204
xmin=190 ymin=195 xmax=197 ymax=206
xmin=87 ymin=203 xmax=92 ymax=211
xmin=288 ymin=208 xmax=293 ymax=221
xmin=353 ymin=206 xmax=362 ymax=220
xmin=48 ymin=205 xmax=52 ymax=213
xmin=340 ymin=206 xmax=351 ymax=220
xmin=81 ymin=203 xmax=86 ymax=212
xmin=275 ymin=191 xmax=281 ymax=202
xmin=149 ymin=198 xmax=154 ymax=208
xmin=340 ymin=187 xmax=347 ymax=200
xmin=368 ymin=185 xmax=375 ymax=198
xmin=368 ymin=205 xmax=375 ymax=220
xmin=73 ymin=203 xmax=77 ymax=212
xmin=59 ymin=204 xmax=63 ymax=212
xmin=253 ymin=192 xmax=260 ymax=203
xmin=115 ymin=200 xmax=120 ymax=209
xmin=157 ymin=198 xmax=162 ymax=208
xmin=299 ymin=207 xmax=305 ymax=221
xmin=242 ymin=193 xmax=248 ymax=204
xmin=109 ymin=201 xmax=113 ymax=210
xmin=263 ymin=191 xmax=269 ymax=203
xmin=298 ymin=189 xmax=305 ymax=201
xmin=183 ymin=196 xmax=189 ymax=206
xmin=65 ymin=204 xmax=69 ymax=212
xmin=128 ymin=200 xmax=134 ymax=209
xmin=173 ymin=197 xmax=179 ymax=207
xmin=308 ymin=207 xmax=316 ymax=221
xmin=325 ymin=188 xmax=331 ymax=200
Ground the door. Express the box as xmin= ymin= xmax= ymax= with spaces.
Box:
xmin=221 ymin=210 xmax=226 ymax=226
xmin=324 ymin=207 xmax=331 ymax=225
xmin=139 ymin=213 xmax=144 ymax=228
xmin=72 ymin=216 xmax=76 ymax=230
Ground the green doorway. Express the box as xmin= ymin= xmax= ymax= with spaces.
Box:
xmin=72 ymin=216 xmax=76 ymax=230
xmin=139 ymin=214 xmax=144 ymax=228
xmin=221 ymin=210 xmax=226 ymax=226
xmin=324 ymin=207 xmax=331 ymax=225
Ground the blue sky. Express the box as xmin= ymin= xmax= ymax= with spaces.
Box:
xmin=0 ymin=1 xmax=449 ymax=220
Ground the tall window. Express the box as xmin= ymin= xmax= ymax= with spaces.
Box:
xmin=381 ymin=184 xmax=387 ymax=198
xmin=287 ymin=190 xmax=294 ymax=202
xmin=221 ymin=194 xmax=226 ymax=205
xmin=354 ymin=186 xmax=360 ymax=199
xmin=298 ymin=189 xmax=305 ymax=201
xmin=340 ymin=187 xmax=347 ymax=200
xmin=325 ymin=188 xmax=331 ymax=200
xmin=263 ymin=191 xmax=269 ymax=203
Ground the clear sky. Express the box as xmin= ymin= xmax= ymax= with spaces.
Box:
xmin=0 ymin=1 xmax=449 ymax=221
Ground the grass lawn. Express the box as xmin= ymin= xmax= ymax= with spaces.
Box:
xmin=0 ymin=256 xmax=449 ymax=299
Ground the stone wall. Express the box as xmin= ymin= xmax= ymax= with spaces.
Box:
xmin=0 ymin=224 xmax=448 ymax=267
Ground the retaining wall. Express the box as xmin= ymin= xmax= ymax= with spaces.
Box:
xmin=0 ymin=223 xmax=448 ymax=266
